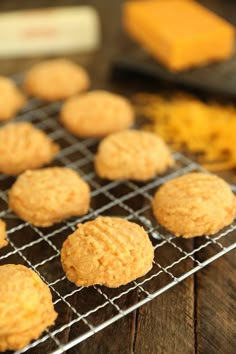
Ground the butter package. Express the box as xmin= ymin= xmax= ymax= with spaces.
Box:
xmin=123 ymin=0 xmax=235 ymax=71
xmin=0 ymin=6 xmax=100 ymax=58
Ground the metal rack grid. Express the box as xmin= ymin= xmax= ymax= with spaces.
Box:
xmin=0 ymin=94 xmax=236 ymax=354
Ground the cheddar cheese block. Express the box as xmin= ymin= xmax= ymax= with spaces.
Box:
xmin=123 ymin=0 xmax=235 ymax=71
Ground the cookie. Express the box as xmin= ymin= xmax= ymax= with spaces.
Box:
xmin=61 ymin=216 xmax=154 ymax=288
xmin=0 ymin=76 xmax=25 ymax=121
xmin=0 ymin=122 xmax=59 ymax=175
xmin=0 ymin=219 xmax=7 ymax=249
xmin=0 ymin=264 xmax=57 ymax=351
xmin=9 ymin=167 xmax=90 ymax=227
xmin=95 ymin=130 xmax=174 ymax=181
xmin=24 ymin=59 xmax=90 ymax=101
xmin=152 ymin=172 xmax=236 ymax=238
xmin=60 ymin=90 xmax=134 ymax=137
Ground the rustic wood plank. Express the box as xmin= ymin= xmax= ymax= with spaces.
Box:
xmin=134 ymin=281 xmax=195 ymax=354
xmin=134 ymin=236 xmax=195 ymax=354
xmin=196 ymin=248 xmax=236 ymax=354
xmin=69 ymin=313 xmax=136 ymax=354
xmin=68 ymin=293 xmax=137 ymax=354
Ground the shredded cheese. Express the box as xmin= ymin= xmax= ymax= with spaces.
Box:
xmin=135 ymin=93 xmax=236 ymax=171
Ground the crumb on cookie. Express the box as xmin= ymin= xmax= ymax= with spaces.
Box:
xmin=95 ymin=130 xmax=174 ymax=181
xmin=152 ymin=172 xmax=236 ymax=238
xmin=23 ymin=58 xmax=90 ymax=101
xmin=0 ymin=219 xmax=7 ymax=249
xmin=0 ymin=122 xmax=60 ymax=175
xmin=9 ymin=167 xmax=90 ymax=227
xmin=0 ymin=76 xmax=25 ymax=121
xmin=61 ymin=216 xmax=154 ymax=288
xmin=0 ymin=264 xmax=57 ymax=351
xmin=60 ymin=90 xmax=135 ymax=137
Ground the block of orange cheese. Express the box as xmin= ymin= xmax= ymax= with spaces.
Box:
xmin=123 ymin=0 xmax=235 ymax=71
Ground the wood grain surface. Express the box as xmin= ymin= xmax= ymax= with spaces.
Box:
xmin=0 ymin=1 xmax=235 ymax=354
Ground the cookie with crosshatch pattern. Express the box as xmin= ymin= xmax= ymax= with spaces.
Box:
xmin=61 ymin=216 xmax=154 ymax=288
xmin=0 ymin=219 xmax=7 ymax=249
xmin=9 ymin=167 xmax=90 ymax=227
xmin=95 ymin=130 xmax=174 ymax=181
xmin=60 ymin=90 xmax=135 ymax=137
xmin=0 ymin=122 xmax=59 ymax=175
xmin=0 ymin=76 xmax=25 ymax=121
xmin=0 ymin=264 xmax=57 ymax=351
xmin=152 ymin=172 xmax=236 ymax=238
xmin=24 ymin=58 xmax=90 ymax=101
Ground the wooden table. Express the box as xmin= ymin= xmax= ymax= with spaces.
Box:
xmin=0 ymin=1 xmax=235 ymax=353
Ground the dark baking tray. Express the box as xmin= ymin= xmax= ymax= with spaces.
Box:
xmin=112 ymin=45 xmax=236 ymax=98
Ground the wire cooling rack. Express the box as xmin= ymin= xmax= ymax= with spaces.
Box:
xmin=0 ymin=89 xmax=236 ymax=354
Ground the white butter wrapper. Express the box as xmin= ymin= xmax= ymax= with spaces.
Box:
xmin=0 ymin=6 xmax=101 ymax=58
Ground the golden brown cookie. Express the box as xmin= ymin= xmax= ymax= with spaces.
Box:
xmin=95 ymin=130 xmax=174 ymax=181
xmin=24 ymin=59 xmax=90 ymax=101
xmin=61 ymin=216 xmax=154 ymax=288
xmin=9 ymin=167 xmax=90 ymax=227
xmin=60 ymin=90 xmax=135 ymax=137
xmin=0 ymin=219 xmax=7 ymax=249
xmin=0 ymin=264 xmax=57 ymax=351
xmin=152 ymin=172 xmax=236 ymax=238
xmin=0 ymin=122 xmax=59 ymax=175
xmin=0 ymin=76 xmax=25 ymax=121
